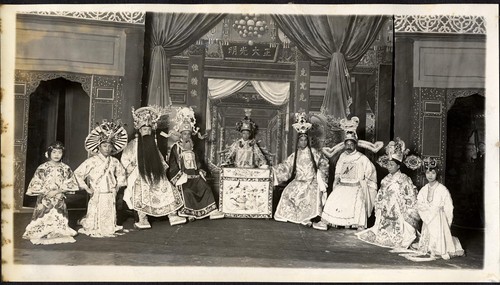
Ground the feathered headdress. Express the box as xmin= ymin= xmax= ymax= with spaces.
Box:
xmin=85 ymin=120 xmax=128 ymax=155
xmin=377 ymin=137 xmax=422 ymax=170
xmin=292 ymin=112 xmax=312 ymax=135
xmin=340 ymin=116 xmax=359 ymax=143
xmin=132 ymin=105 xmax=167 ymax=130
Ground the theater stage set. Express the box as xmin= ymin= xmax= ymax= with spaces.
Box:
xmin=10 ymin=11 xmax=486 ymax=275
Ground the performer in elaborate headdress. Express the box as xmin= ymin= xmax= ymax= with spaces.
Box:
xmin=22 ymin=141 xmax=79 ymax=244
xmin=75 ymin=120 xmax=128 ymax=237
xmin=121 ymin=106 xmax=185 ymax=229
xmin=314 ymin=116 xmax=378 ymax=231
xmin=273 ymin=113 xmax=329 ymax=226
xmin=356 ymin=138 xmax=421 ymax=249
xmin=167 ymin=107 xmax=224 ymax=220
xmin=399 ymin=158 xmax=465 ymax=261
xmin=223 ymin=116 xmax=268 ymax=169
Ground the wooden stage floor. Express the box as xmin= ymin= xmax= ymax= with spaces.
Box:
xmin=11 ymin=210 xmax=484 ymax=272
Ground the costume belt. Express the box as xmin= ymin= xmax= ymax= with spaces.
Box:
xmin=338 ymin=181 xmax=360 ymax=187
xmin=186 ymin=174 xmax=200 ymax=179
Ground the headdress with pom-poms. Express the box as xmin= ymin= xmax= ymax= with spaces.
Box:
xmin=340 ymin=116 xmax=359 ymax=143
xmin=173 ymin=106 xmax=200 ymax=136
xmin=377 ymin=137 xmax=422 ymax=170
xmin=132 ymin=105 xmax=168 ymax=130
xmin=236 ymin=116 xmax=257 ymax=133
xmin=85 ymin=119 xmax=128 ymax=155
xmin=292 ymin=112 xmax=312 ymax=136
xmin=422 ymin=156 xmax=439 ymax=171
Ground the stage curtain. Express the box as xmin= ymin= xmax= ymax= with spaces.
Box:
xmin=206 ymin=79 xmax=289 ymax=129
xmin=250 ymin=81 xmax=289 ymax=105
xmin=207 ymin=79 xmax=248 ymax=100
xmin=146 ymin=12 xmax=225 ymax=106
xmin=272 ymin=15 xmax=387 ymax=119
xmin=207 ymin=79 xmax=289 ymax=105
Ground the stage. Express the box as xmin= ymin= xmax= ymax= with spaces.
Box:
xmin=12 ymin=211 xmax=483 ymax=270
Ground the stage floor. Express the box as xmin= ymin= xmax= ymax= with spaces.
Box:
xmin=11 ymin=210 xmax=484 ymax=271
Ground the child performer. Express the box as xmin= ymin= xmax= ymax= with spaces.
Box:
xmin=74 ymin=120 xmax=128 ymax=238
xmin=400 ymin=158 xmax=465 ymax=261
xmin=22 ymin=141 xmax=80 ymax=245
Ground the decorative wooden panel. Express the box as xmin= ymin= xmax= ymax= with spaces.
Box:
xmin=414 ymin=41 xmax=485 ymax=88
xmin=16 ymin=16 xmax=126 ymax=76
xmin=422 ymin=115 xmax=442 ymax=157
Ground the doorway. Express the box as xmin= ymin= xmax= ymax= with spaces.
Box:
xmin=445 ymin=94 xmax=485 ymax=229
xmin=24 ymin=77 xmax=90 ymax=209
xmin=209 ymin=81 xmax=287 ymax=167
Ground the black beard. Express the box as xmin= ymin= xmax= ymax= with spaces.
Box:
xmin=137 ymin=134 xmax=165 ymax=184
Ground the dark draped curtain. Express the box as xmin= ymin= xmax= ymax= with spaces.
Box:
xmin=145 ymin=12 xmax=226 ymax=106
xmin=272 ymin=15 xmax=387 ymax=119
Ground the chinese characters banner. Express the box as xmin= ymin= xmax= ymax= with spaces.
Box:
xmin=221 ymin=42 xmax=279 ymax=62
xmin=187 ymin=54 xmax=204 ymax=110
xmin=294 ymin=61 xmax=310 ymax=113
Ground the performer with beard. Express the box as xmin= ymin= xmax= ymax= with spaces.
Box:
xmin=167 ymin=107 xmax=224 ymax=220
xmin=121 ymin=106 xmax=185 ymax=229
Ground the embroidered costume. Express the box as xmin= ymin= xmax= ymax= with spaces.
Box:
xmin=273 ymin=113 xmax=329 ymax=225
xmin=121 ymin=106 xmax=184 ymax=228
xmin=75 ymin=121 xmax=128 ymax=237
xmin=22 ymin=142 xmax=79 ymax=245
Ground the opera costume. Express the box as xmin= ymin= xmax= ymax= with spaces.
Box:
xmin=121 ymin=106 xmax=184 ymax=229
xmin=356 ymin=138 xmax=421 ymax=249
xmin=167 ymin=107 xmax=224 ymax=220
xmin=314 ymin=117 xmax=378 ymax=230
xmin=22 ymin=141 xmax=79 ymax=245
xmin=75 ymin=121 xmax=128 ymax=238
xmin=223 ymin=116 xmax=268 ymax=169
xmin=400 ymin=158 xmax=464 ymax=261
xmin=273 ymin=113 xmax=329 ymax=225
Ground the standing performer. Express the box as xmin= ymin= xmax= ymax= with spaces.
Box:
xmin=121 ymin=106 xmax=185 ymax=229
xmin=75 ymin=121 xmax=128 ymax=237
xmin=22 ymin=141 xmax=79 ymax=245
xmin=314 ymin=117 xmax=378 ymax=231
xmin=273 ymin=113 xmax=329 ymax=226
xmin=167 ymin=107 xmax=224 ymax=220
xmin=223 ymin=116 xmax=268 ymax=169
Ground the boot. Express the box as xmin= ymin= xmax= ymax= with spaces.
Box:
xmin=169 ymin=213 xmax=187 ymax=226
xmin=312 ymin=220 xmax=328 ymax=231
xmin=209 ymin=210 xmax=225 ymax=220
xmin=134 ymin=211 xmax=151 ymax=229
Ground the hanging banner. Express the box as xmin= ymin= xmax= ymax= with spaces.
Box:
xmin=221 ymin=42 xmax=279 ymax=62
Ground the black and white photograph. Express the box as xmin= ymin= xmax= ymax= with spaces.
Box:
xmin=1 ymin=3 xmax=499 ymax=282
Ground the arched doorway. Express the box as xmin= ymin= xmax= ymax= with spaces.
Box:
xmin=445 ymin=94 xmax=485 ymax=229
xmin=24 ymin=77 xmax=90 ymax=209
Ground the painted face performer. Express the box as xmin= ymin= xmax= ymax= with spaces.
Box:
xmin=75 ymin=120 xmax=128 ymax=237
xmin=313 ymin=116 xmax=378 ymax=231
xmin=223 ymin=116 xmax=268 ymax=169
xmin=356 ymin=138 xmax=421 ymax=249
xmin=272 ymin=113 xmax=329 ymax=226
xmin=22 ymin=141 xmax=80 ymax=245
xmin=167 ymin=107 xmax=224 ymax=220
xmin=121 ymin=106 xmax=185 ymax=229
xmin=400 ymin=158 xmax=465 ymax=261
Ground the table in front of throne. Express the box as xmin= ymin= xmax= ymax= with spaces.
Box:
xmin=219 ymin=167 xmax=273 ymax=218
